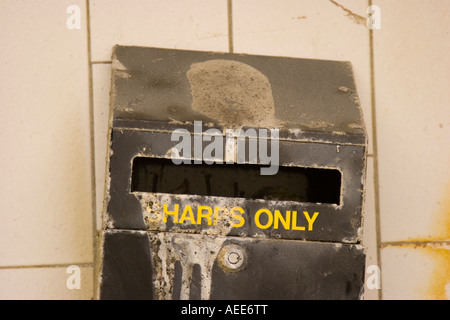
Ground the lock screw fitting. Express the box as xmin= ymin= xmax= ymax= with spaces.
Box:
xmin=218 ymin=244 xmax=246 ymax=273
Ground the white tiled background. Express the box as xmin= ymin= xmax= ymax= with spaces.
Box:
xmin=0 ymin=0 xmax=448 ymax=300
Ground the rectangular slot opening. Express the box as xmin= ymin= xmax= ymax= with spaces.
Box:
xmin=131 ymin=157 xmax=341 ymax=205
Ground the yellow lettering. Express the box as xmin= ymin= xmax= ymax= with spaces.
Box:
xmin=163 ymin=204 xmax=179 ymax=223
xmin=304 ymin=211 xmax=319 ymax=231
xmin=197 ymin=206 xmax=213 ymax=225
xmin=274 ymin=210 xmax=291 ymax=230
xmin=179 ymin=205 xmax=196 ymax=224
xmin=230 ymin=207 xmax=245 ymax=228
xmin=291 ymin=211 xmax=305 ymax=231
xmin=160 ymin=204 xmax=317 ymax=231
xmin=254 ymin=208 xmax=273 ymax=229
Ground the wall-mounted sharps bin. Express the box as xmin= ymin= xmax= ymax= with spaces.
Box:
xmin=97 ymin=46 xmax=368 ymax=300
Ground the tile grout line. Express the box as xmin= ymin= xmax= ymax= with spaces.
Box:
xmin=91 ymin=61 xmax=112 ymax=64
xmin=381 ymin=241 xmax=450 ymax=247
xmin=368 ymin=0 xmax=382 ymax=301
xmin=0 ymin=263 xmax=94 ymax=270
xmin=85 ymin=0 xmax=98 ymax=297
xmin=227 ymin=0 xmax=233 ymax=53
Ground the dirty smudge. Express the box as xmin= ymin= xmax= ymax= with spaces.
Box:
xmin=148 ymin=232 xmax=227 ymax=300
xmin=186 ymin=59 xmax=278 ymax=128
xmin=291 ymin=16 xmax=307 ymax=20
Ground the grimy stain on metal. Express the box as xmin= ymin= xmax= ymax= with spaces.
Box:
xmin=96 ymin=46 xmax=368 ymax=300
xmin=187 ymin=59 xmax=278 ymax=128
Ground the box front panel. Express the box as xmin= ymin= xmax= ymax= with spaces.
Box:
xmin=98 ymin=128 xmax=366 ymax=299
xmin=100 ymin=230 xmax=365 ymax=300
xmin=105 ymin=128 xmax=365 ymax=242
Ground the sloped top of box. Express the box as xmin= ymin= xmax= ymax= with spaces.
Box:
xmin=110 ymin=46 xmax=367 ymax=146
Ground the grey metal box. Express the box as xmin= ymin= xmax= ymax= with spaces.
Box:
xmin=97 ymin=46 xmax=368 ymax=300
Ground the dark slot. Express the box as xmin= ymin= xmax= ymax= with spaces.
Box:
xmin=131 ymin=157 xmax=341 ymax=205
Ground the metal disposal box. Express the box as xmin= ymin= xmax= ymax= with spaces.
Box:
xmin=97 ymin=46 xmax=368 ymax=300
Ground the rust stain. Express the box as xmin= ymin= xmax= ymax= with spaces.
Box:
xmin=425 ymin=180 xmax=450 ymax=300
xmin=380 ymin=243 xmax=450 ymax=300
xmin=424 ymin=245 xmax=450 ymax=300
xmin=406 ymin=180 xmax=450 ymax=242
xmin=434 ymin=181 xmax=450 ymax=241
xmin=381 ymin=180 xmax=450 ymax=299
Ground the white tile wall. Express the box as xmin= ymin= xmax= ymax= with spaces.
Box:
xmin=1 ymin=0 xmax=448 ymax=300
xmin=0 ymin=0 xmax=94 ymax=267
xmin=89 ymin=0 xmax=229 ymax=62
xmin=0 ymin=266 xmax=94 ymax=300
xmin=381 ymin=245 xmax=450 ymax=300
xmin=373 ymin=0 xmax=450 ymax=300
xmin=374 ymin=0 xmax=450 ymax=243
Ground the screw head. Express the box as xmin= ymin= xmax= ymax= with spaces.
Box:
xmin=218 ymin=244 xmax=246 ymax=272
xmin=227 ymin=251 xmax=241 ymax=265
